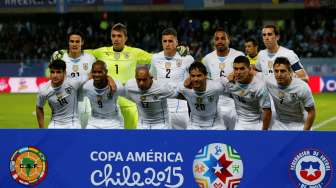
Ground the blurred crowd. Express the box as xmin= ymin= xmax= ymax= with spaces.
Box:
xmin=0 ymin=10 xmax=335 ymax=61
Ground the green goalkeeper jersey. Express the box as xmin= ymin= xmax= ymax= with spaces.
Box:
xmin=89 ymin=46 xmax=152 ymax=84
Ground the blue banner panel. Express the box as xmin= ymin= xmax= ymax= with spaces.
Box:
xmin=0 ymin=62 xmax=46 ymax=77
xmin=322 ymin=76 xmax=336 ymax=92
xmin=0 ymin=130 xmax=334 ymax=188
xmin=0 ymin=0 xmax=56 ymax=7
xmin=68 ymin=0 xmax=103 ymax=5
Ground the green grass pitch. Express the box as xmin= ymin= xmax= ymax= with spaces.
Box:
xmin=0 ymin=93 xmax=335 ymax=130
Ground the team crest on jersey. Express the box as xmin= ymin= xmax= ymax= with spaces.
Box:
xmin=114 ymin=52 xmax=121 ymax=60
xmin=196 ymin=97 xmax=203 ymax=103
xmin=72 ymin=65 xmax=79 ymax=72
xmin=124 ymin=52 xmax=130 ymax=59
xmin=107 ymin=92 xmax=113 ymax=99
xmin=153 ymin=95 xmax=159 ymax=100
xmin=165 ymin=62 xmax=172 ymax=69
xmin=207 ymin=95 xmax=215 ymax=102
xmin=96 ymin=95 xmax=103 ymax=102
xmin=219 ymin=63 xmax=225 ymax=71
xmin=239 ymin=90 xmax=246 ymax=96
xmin=193 ymin=143 xmax=244 ymax=188
xmin=176 ymin=59 xmax=182 ymax=67
xmin=289 ymin=149 xmax=333 ymax=188
xmin=56 ymin=92 xmax=64 ymax=99
xmin=140 ymin=95 xmax=146 ymax=102
xmin=278 ymin=91 xmax=285 ymax=99
xmin=10 ymin=146 xmax=48 ymax=186
xmin=83 ymin=63 xmax=89 ymax=71
xmin=65 ymin=87 xmax=72 ymax=94
xmin=290 ymin=93 xmax=298 ymax=100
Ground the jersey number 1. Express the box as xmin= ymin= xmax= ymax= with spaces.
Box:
xmin=115 ymin=64 xmax=119 ymax=74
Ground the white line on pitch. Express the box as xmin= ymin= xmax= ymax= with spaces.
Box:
xmin=313 ymin=116 xmax=336 ymax=130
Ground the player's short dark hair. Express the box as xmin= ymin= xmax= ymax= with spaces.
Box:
xmin=214 ymin=27 xmax=229 ymax=36
xmin=112 ymin=23 xmax=127 ymax=36
xmin=263 ymin=24 xmax=279 ymax=36
xmin=162 ymin=28 xmax=177 ymax=37
xmin=189 ymin=61 xmax=207 ymax=75
xmin=234 ymin=56 xmax=250 ymax=67
xmin=92 ymin=60 xmax=108 ymax=72
xmin=274 ymin=57 xmax=292 ymax=71
xmin=67 ymin=30 xmax=85 ymax=42
xmin=49 ymin=59 xmax=66 ymax=71
xmin=245 ymin=37 xmax=258 ymax=46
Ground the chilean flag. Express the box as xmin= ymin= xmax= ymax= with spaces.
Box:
xmin=300 ymin=161 xmax=321 ymax=182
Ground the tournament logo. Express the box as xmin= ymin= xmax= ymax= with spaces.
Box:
xmin=10 ymin=146 xmax=48 ymax=186
xmin=289 ymin=149 xmax=333 ymax=188
xmin=193 ymin=143 xmax=243 ymax=188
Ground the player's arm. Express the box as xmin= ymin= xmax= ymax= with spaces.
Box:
xmin=304 ymin=106 xmax=316 ymax=130
xmin=294 ymin=69 xmax=309 ymax=83
xmin=36 ymin=106 xmax=45 ymax=128
xmin=262 ymin=108 xmax=271 ymax=130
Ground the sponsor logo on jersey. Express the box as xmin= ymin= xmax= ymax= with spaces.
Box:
xmin=124 ymin=52 xmax=130 ymax=59
xmin=289 ymin=149 xmax=332 ymax=188
xmin=193 ymin=143 xmax=243 ymax=188
xmin=140 ymin=95 xmax=146 ymax=101
xmin=10 ymin=146 xmax=48 ymax=186
xmin=207 ymin=95 xmax=215 ymax=102
xmin=83 ymin=63 xmax=89 ymax=71
xmin=176 ymin=59 xmax=182 ymax=67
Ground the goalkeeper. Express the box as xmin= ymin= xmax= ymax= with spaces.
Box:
xmin=52 ymin=23 xmax=189 ymax=129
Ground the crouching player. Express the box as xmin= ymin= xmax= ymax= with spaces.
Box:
xmin=124 ymin=66 xmax=176 ymax=129
xmin=36 ymin=60 xmax=86 ymax=128
xmin=83 ymin=60 xmax=124 ymax=129
xmin=222 ymin=56 xmax=272 ymax=130
xmin=266 ymin=57 xmax=316 ymax=130
xmin=180 ymin=62 xmax=226 ymax=130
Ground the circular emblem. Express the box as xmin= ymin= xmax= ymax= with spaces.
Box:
xmin=289 ymin=149 xmax=333 ymax=188
xmin=10 ymin=146 xmax=48 ymax=186
xmin=193 ymin=143 xmax=243 ymax=188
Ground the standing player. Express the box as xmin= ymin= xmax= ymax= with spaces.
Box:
xmin=83 ymin=60 xmax=124 ymax=129
xmin=222 ymin=56 xmax=272 ymax=130
xmin=202 ymin=27 xmax=244 ymax=130
xmin=179 ymin=62 xmax=226 ymax=130
xmin=256 ymin=24 xmax=309 ymax=82
xmin=36 ymin=60 xmax=85 ymax=129
xmin=51 ymin=30 xmax=96 ymax=128
xmin=124 ymin=67 xmax=176 ymax=129
xmin=150 ymin=28 xmax=194 ymax=129
xmin=244 ymin=37 xmax=258 ymax=69
xmin=266 ymin=57 xmax=315 ymax=130
xmin=91 ymin=23 xmax=152 ymax=129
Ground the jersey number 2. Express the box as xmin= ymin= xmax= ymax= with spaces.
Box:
xmin=166 ymin=69 xmax=171 ymax=78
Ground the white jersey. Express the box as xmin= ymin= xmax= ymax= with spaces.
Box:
xmin=266 ymin=77 xmax=315 ymax=127
xmin=124 ymin=79 xmax=176 ymax=129
xmin=83 ymin=80 xmax=124 ymax=129
xmin=36 ymin=79 xmax=82 ymax=128
xmin=256 ymin=46 xmax=303 ymax=79
xmin=178 ymin=80 xmax=225 ymax=129
xmin=202 ymin=48 xmax=244 ymax=79
xmin=150 ymin=52 xmax=194 ymax=110
xmin=202 ymin=48 xmax=243 ymax=129
xmin=56 ymin=52 xmax=96 ymax=82
xmin=221 ymin=74 xmax=271 ymax=130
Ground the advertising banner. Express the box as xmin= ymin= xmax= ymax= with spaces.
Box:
xmin=0 ymin=77 xmax=48 ymax=93
xmin=0 ymin=0 xmax=56 ymax=7
xmin=1 ymin=130 xmax=335 ymax=187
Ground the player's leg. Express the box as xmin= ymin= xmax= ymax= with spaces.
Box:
xmin=78 ymin=97 xmax=91 ymax=129
xmin=118 ymin=97 xmax=138 ymax=129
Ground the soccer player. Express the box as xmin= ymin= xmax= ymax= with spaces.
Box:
xmin=83 ymin=60 xmax=124 ymax=129
xmin=124 ymin=66 xmax=176 ymax=129
xmin=244 ymin=37 xmax=258 ymax=68
xmin=91 ymin=23 xmax=152 ymax=129
xmin=179 ymin=62 xmax=226 ymax=130
xmin=221 ymin=56 xmax=272 ymax=130
xmin=256 ymin=24 xmax=309 ymax=82
xmin=36 ymin=60 xmax=85 ymax=129
xmin=202 ymin=27 xmax=244 ymax=130
xmin=150 ymin=28 xmax=194 ymax=130
xmin=266 ymin=57 xmax=315 ymax=130
xmin=51 ymin=30 xmax=96 ymax=128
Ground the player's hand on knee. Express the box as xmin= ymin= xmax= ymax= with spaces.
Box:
xmin=227 ymin=72 xmax=235 ymax=82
